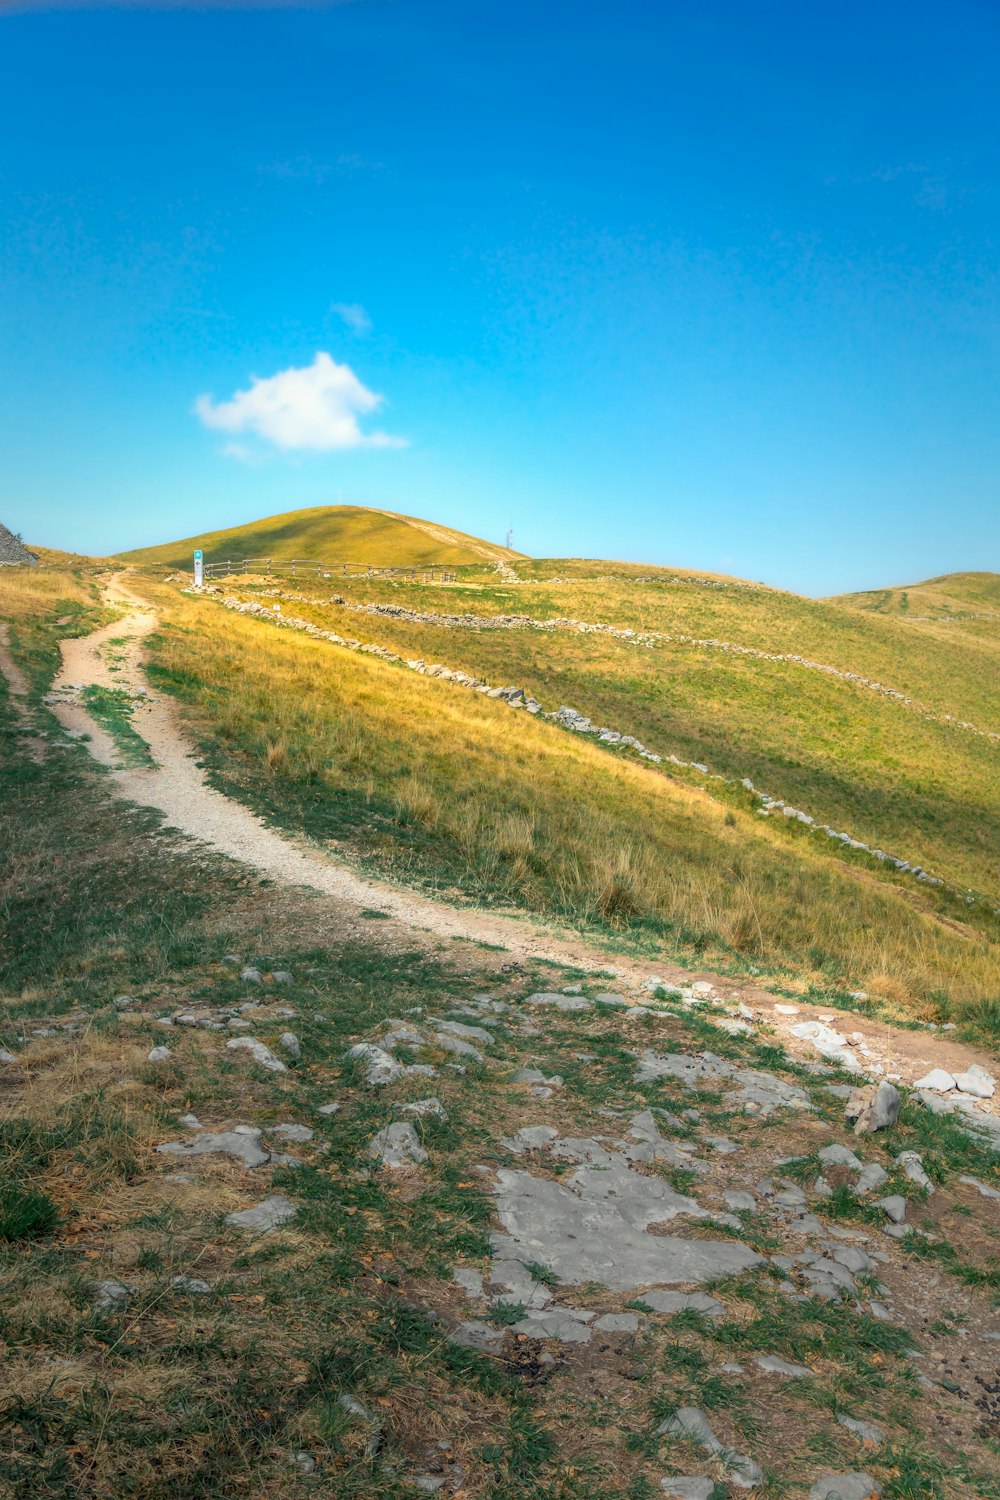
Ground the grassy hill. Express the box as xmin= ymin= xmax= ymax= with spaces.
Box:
xmin=116 ymin=504 xmax=523 ymax=570
xmin=7 ymin=528 xmax=999 ymax=1019
xmin=830 ymin=569 xmax=1000 ymax=618
xmin=105 ymin=537 xmax=996 ymax=1021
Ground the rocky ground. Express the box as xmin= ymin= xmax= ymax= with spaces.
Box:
xmin=4 ymin=946 xmax=998 ymax=1497
xmin=2 ymin=574 xmax=999 ymax=1497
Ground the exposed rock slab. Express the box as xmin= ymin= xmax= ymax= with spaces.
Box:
xmin=225 ymin=1194 xmax=297 ymax=1232
xmin=492 ymin=1160 xmax=761 ymax=1292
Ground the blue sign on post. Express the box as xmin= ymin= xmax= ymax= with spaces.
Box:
xmin=193 ymin=549 xmax=204 ymax=587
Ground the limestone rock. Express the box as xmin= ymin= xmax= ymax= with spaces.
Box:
xmin=449 ymin=1320 xmax=504 ymax=1354
xmin=809 ymin=1474 xmax=881 ymax=1500
xmin=94 ymin=1278 xmax=132 ymax=1311
xmin=955 ymin=1064 xmax=995 ymax=1099
xmin=225 ymin=1194 xmax=297 ymax=1232
xmin=641 ymin=1289 xmax=724 ymax=1317
xmin=367 ymin=1122 xmax=428 ymax=1168
xmin=851 ymin=1082 xmax=900 ymax=1135
xmin=594 ymin=1312 xmax=640 ymax=1332
xmin=913 ymin=1068 xmax=955 ymax=1093
xmin=435 ymin=1019 xmax=493 ymax=1044
xmin=512 ymin=1306 xmax=592 ymax=1343
xmin=657 ymin=1408 xmax=762 ymax=1489
xmin=959 ymin=1174 xmax=1000 ymax=1199
xmin=432 ymin=1032 xmax=482 ymax=1061
xmin=225 ymin=1036 xmax=287 ymax=1072
xmin=755 ymin=1354 xmax=811 ymax=1377
xmin=874 ymin=1195 xmax=907 ymax=1223
xmin=492 ymin=1158 xmax=761 ymax=1292
xmin=347 ymin=1043 xmax=403 ymax=1085
xmin=156 ymin=1128 xmax=273 ymax=1169
xmin=269 ymin=1122 xmax=314 ymax=1143
xmin=524 ymin=990 xmax=591 ymax=1012
xmin=400 ymin=1097 xmax=448 ymax=1119
xmin=853 ymin=1163 xmax=888 ymax=1195
xmin=895 ymin=1150 xmax=933 ymax=1192
xmin=836 ymin=1414 xmax=884 ymax=1447
xmin=723 ymin=1191 xmax=756 ymax=1212
xmin=278 ymin=1031 xmax=301 ymax=1060
xmin=660 ymin=1480 xmax=716 ymax=1499
xmin=147 ymin=1046 xmax=171 ymax=1063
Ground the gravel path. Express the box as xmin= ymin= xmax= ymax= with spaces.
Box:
xmin=41 ymin=574 xmax=1000 ymax=1091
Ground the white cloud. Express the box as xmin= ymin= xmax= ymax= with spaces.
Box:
xmin=331 ymin=301 xmax=372 ymax=334
xmin=195 ymin=352 xmax=406 ymax=454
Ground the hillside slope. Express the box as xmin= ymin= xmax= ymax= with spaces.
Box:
xmin=117 ymin=504 xmax=523 ymax=569
xmin=830 ymin=569 xmax=1000 ymax=619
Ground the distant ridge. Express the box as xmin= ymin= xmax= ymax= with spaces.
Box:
xmin=0 ymin=521 xmax=37 ymax=567
xmin=117 ymin=504 xmax=525 ymax=571
xmin=829 ymin=571 xmax=1000 ymax=617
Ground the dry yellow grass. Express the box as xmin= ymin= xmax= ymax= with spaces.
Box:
xmin=147 ymin=587 xmax=1000 ymax=1008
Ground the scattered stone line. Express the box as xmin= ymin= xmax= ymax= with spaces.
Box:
xmin=231 ymin=583 xmax=1000 ymax=747
xmin=199 ymin=586 xmax=998 ymax=916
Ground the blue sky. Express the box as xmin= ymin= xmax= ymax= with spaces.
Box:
xmin=1 ymin=0 xmax=998 ymax=593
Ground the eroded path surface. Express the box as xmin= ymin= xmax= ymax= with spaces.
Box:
xmin=42 ymin=575 xmax=1000 ymax=1106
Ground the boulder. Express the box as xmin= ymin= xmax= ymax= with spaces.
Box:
xmin=850 ymin=1082 xmax=900 ymax=1135
xmin=955 ymin=1064 xmax=995 ymax=1099
xmin=913 ymin=1068 xmax=955 ymax=1093
xmin=367 ymin=1122 xmax=428 ymax=1168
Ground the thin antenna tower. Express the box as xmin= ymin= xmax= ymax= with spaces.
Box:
xmin=506 ymin=523 xmax=514 ymax=550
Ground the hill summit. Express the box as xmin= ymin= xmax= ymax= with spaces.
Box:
xmin=117 ymin=504 xmax=523 ymax=571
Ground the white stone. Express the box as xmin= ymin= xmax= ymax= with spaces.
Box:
xmin=955 ymin=1064 xmax=995 ymax=1098
xmin=913 ymin=1068 xmax=956 ymax=1093
xmin=225 ymin=1036 xmax=286 ymax=1072
xmin=368 ymin=1122 xmax=428 ymax=1168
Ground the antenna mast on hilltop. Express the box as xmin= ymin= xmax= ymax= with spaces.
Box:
xmin=506 ymin=523 xmax=514 ymax=550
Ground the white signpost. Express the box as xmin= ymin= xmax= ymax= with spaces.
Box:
xmin=193 ymin=548 xmax=204 ymax=587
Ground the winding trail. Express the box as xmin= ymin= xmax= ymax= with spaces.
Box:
xmin=21 ymin=573 xmax=998 ymax=1093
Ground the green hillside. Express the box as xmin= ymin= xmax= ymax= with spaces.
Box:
xmin=116 ymin=504 xmax=523 ymax=570
xmin=115 ymin=542 xmax=999 ymax=1020
xmin=830 ymin=570 xmax=1000 ymax=619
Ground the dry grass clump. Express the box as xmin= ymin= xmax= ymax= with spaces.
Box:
xmin=0 ymin=560 xmax=103 ymax=623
